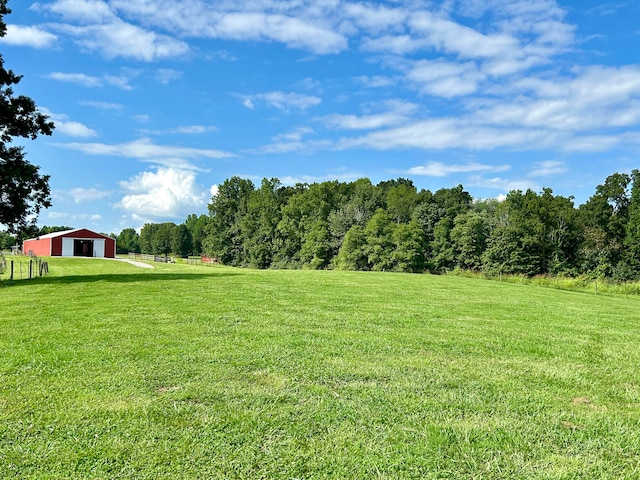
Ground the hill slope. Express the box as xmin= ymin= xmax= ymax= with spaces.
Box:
xmin=1 ymin=258 xmax=640 ymax=478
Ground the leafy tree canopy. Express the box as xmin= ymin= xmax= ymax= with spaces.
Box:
xmin=0 ymin=1 xmax=54 ymax=234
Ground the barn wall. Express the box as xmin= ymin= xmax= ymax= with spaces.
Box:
xmin=105 ymin=238 xmax=115 ymax=258
xmin=71 ymin=229 xmax=110 ymax=240
xmin=22 ymin=238 xmax=51 ymax=257
xmin=52 ymin=237 xmax=64 ymax=256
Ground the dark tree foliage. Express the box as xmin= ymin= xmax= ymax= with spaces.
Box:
xmin=579 ymin=172 xmax=633 ymax=276
xmin=116 ymin=227 xmax=140 ymax=254
xmin=140 ymin=223 xmax=177 ymax=255
xmin=39 ymin=225 xmax=73 ymax=235
xmin=243 ymin=178 xmax=284 ymax=268
xmin=624 ymin=169 xmax=640 ymax=276
xmin=450 ymin=210 xmax=493 ymax=271
xmin=171 ymin=224 xmax=192 ymax=257
xmin=204 ymin=176 xmax=255 ymax=265
xmin=0 ymin=229 xmax=15 ymax=248
xmin=335 ymin=225 xmax=368 ymax=270
xmin=386 ymin=184 xmax=418 ymax=224
xmin=0 ymin=1 xmax=54 ymax=233
xmin=184 ymin=214 xmax=208 ymax=255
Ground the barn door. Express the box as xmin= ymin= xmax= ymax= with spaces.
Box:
xmin=74 ymin=239 xmax=94 ymax=257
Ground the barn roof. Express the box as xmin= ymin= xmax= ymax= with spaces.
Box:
xmin=25 ymin=228 xmax=112 ymax=241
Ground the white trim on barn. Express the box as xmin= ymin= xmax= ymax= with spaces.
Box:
xmin=62 ymin=237 xmax=74 ymax=256
xmin=94 ymin=239 xmax=105 ymax=257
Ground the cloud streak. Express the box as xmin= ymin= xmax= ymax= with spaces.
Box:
xmin=1 ymin=24 xmax=57 ymax=47
xmin=54 ymin=137 xmax=233 ymax=161
xmin=407 ymin=162 xmax=511 ymax=177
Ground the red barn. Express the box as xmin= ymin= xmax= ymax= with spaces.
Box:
xmin=22 ymin=229 xmax=116 ymax=258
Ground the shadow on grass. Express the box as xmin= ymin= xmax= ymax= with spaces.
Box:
xmin=3 ymin=271 xmax=240 ymax=287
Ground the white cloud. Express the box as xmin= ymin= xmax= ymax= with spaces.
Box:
xmin=138 ymin=157 xmax=209 ymax=172
xmin=272 ymin=127 xmax=315 ymax=142
xmin=40 ymin=108 xmax=97 ymax=138
xmin=45 ymin=0 xmax=347 ymax=55
xmin=174 ymin=125 xmax=218 ymax=134
xmin=336 ymin=118 xmax=561 ymax=152
xmin=333 ymin=60 xmax=640 ymax=154
xmin=139 ymin=125 xmax=219 ymax=135
xmin=47 ymin=72 xmax=103 ymax=87
xmin=529 ymin=161 xmax=568 ymax=177
xmin=55 ymin=21 xmax=189 ymax=61
xmin=240 ymin=91 xmax=322 ymax=111
xmin=407 ymin=161 xmax=511 ymax=177
xmin=323 ymin=112 xmax=409 ymax=130
xmin=278 ymin=171 xmax=363 ymax=186
xmin=360 ymin=34 xmax=424 ymax=55
xmin=104 ymin=74 xmax=134 ymax=90
xmin=248 ymin=134 xmax=332 ymax=155
xmin=47 ymin=71 xmax=133 ymax=90
xmin=68 ymin=187 xmax=112 ymax=203
xmin=48 ymin=211 xmax=103 ymax=221
xmin=40 ymin=0 xmax=114 ymax=23
xmin=250 ymin=142 xmax=308 ymax=154
xmin=475 ymin=65 xmax=640 ymax=131
xmin=1 ymin=25 xmax=57 ymax=48
xmin=80 ymin=100 xmax=123 ymax=110
xmin=55 ymin=137 xmax=233 ymax=160
xmin=322 ymin=99 xmax=418 ymax=130
xmin=466 ymin=174 xmax=540 ymax=193
xmin=41 ymin=0 xmax=189 ymax=61
xmin=352 ymin=75 xmax=396 ymax=88
xmin=118 ymin=167 xmax=208 ymax=219
xmin=55 ymin=120 xmax=97 ymax=137
xmin=216 ymin=13 xmax=347 ymax=54
xmin=407 ymin=59 xmax=484 ymax=97
xmin=343 ymin=3 xmax=407 ymax=33
xmin=408 ymin=11 xmax=520 ymax=59
xmin=154 ymin=68 xmax=183 ymax=84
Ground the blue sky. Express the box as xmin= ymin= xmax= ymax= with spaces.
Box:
xmin=3 ymin=0 xmax=640 ymax=234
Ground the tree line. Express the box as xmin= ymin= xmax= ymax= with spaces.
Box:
xmin=199 ymin=171 xmax=640 ymax=279
xmin=115 ymin=214 xmax=209 ymax=257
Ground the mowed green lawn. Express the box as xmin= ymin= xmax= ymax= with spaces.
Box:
xmin=1 ymin=258 xmax=640 ymax=479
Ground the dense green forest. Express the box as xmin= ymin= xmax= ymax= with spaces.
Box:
xmin=195 ymin=171 xmax=640 ymax=279
xmin=135 ymin=169 xmax=640 ymax=279
xmin=3 ymin=169 xmax=639 ymax=280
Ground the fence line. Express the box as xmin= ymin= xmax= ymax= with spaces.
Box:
xmin=0 ymin=252 xmax=48 ymax=283
xmin=132 ymin=253 xmax=175 ymax=263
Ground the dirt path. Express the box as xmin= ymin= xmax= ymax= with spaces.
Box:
xmin=111 ymin=257 xmax=154 ymax=269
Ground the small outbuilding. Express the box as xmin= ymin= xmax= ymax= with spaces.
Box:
xmin=22 ymin=228 xmax=116 ymax=258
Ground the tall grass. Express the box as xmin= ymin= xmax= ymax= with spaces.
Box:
xmin=1 ymin=258 xmax=640 ymax=478
xmin=448 ymin=268 xmax=640 ymax=296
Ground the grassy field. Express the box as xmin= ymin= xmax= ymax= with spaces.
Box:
xmin=1 ymin=257 xmax=640 ymax=478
